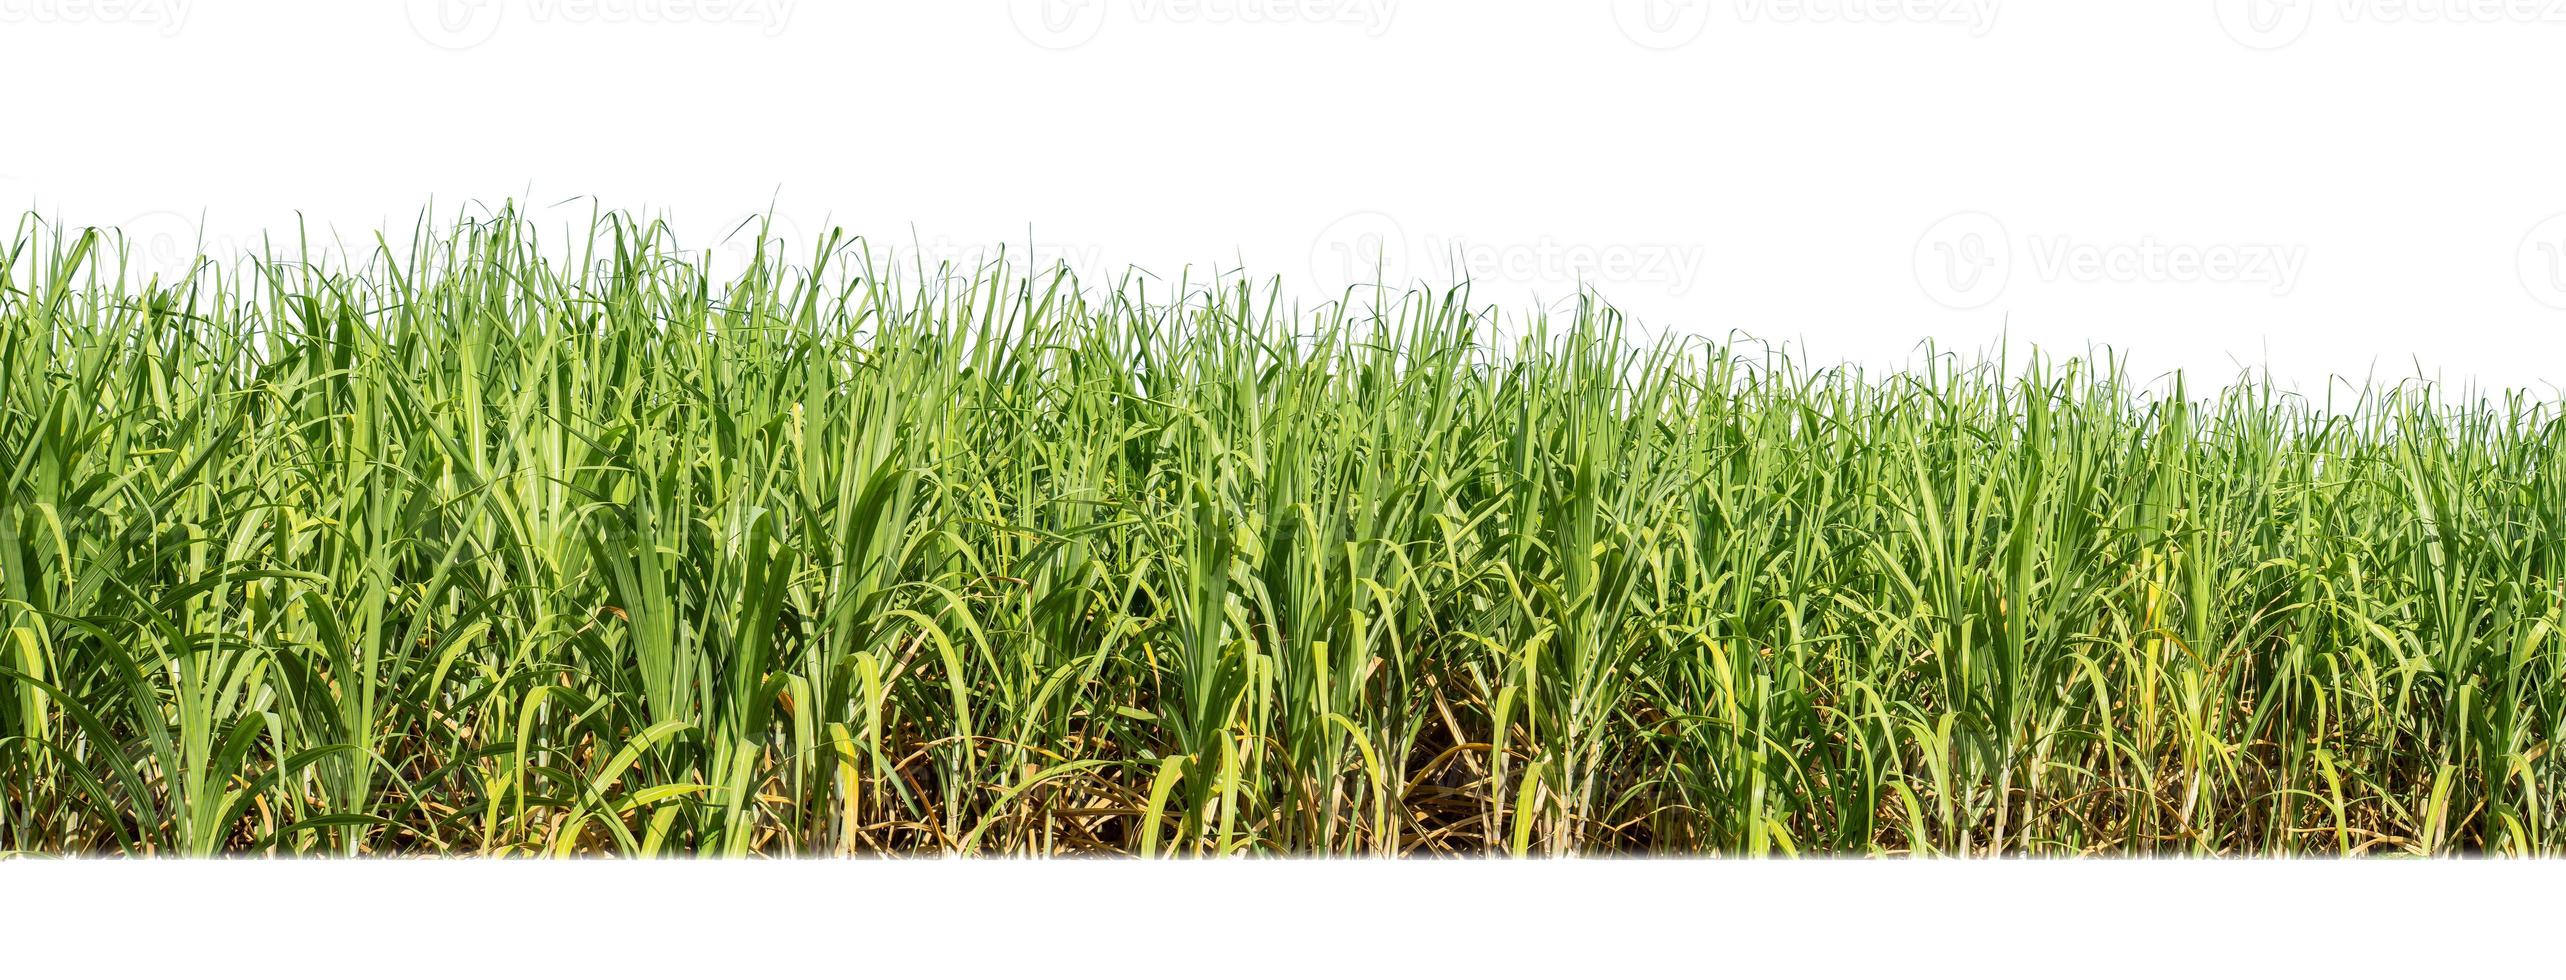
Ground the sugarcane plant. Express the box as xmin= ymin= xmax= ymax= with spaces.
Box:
xmin=1 ymin=204 xmax=2560 ymax=856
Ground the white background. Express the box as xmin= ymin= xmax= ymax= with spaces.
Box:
xmin=1 ymin=858 xmax=2556 ymax=978
xmin=4 ymin=1 xmax=2564 ymax=973
xmin=4 ymin=1 xmax=2565 ymax=389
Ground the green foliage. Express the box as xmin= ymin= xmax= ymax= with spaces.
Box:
xmin=2 ymin=206 xmax=2561 ymax=855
